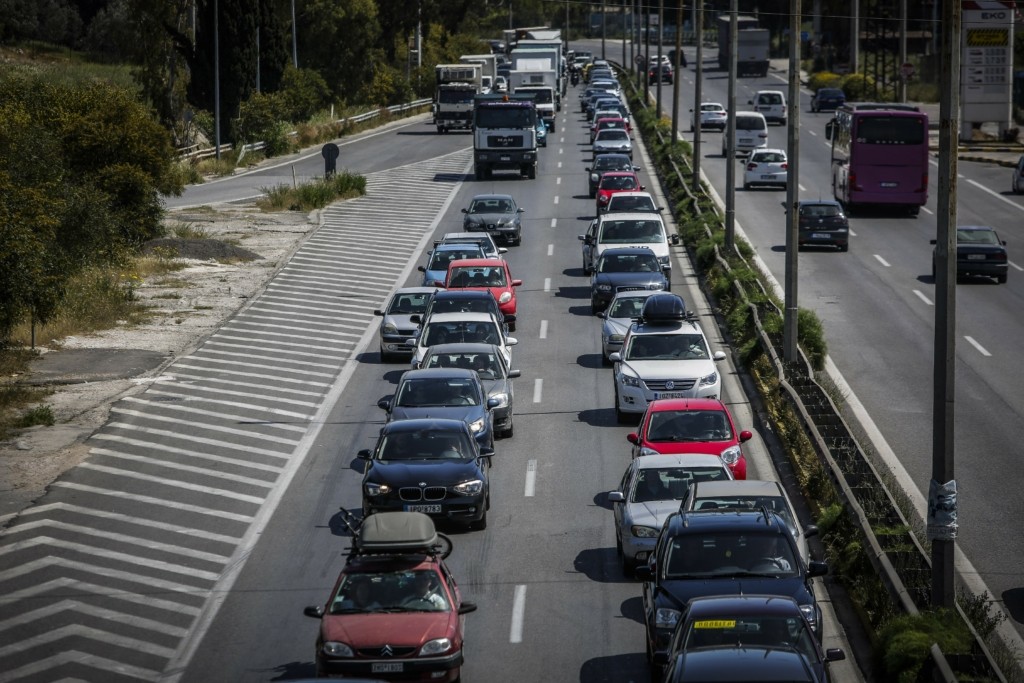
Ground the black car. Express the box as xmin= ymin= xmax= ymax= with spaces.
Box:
xmin=413 ymin=289 xmax=514 ymax=333
xmin=378 ymin=368 xmax=500 ymax=449
xmin=636 ymin=510 xmax=828 ymax=679
xmin=793 ymin=200 xmax=849 ymax=252
xmin=648 ymin=64 xmax=674 ymax=84
xmin=590 ymin=247 xmax=669 ymax=314
xmin=810 ymin=87 xmax=845 ymax=113
xmin=586 ymin=153 xmax=639 ymax=198
xmin=931 ymin=225 xmax=1008 ymax=284
xmin=359 ymin=418 xmax=493 ymax=529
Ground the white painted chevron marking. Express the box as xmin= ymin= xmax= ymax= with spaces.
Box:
xmin=142 ymin=387 xmax=314 ymax=419
xmin=88 ymin=434 xmax=283 ymax=476
xmin=1 ymin=577 xmax=202 ymax=617
xmin=49 ymin=482 xmax=255 ymax=523
xmin=108 ymin=408 xmax=302 ymax=443
xmin=170 ymin=371 xmax=325 ymax=399
xmin=159 ymin=353 xmax=336 ymax=380
xmin=0 ymin=599 xmax=189 ymax=641
xmin=76 ymin=463 xmax=267 ymax=505
xmin=166 ymin=361 xmax=333 ymax=386
xmin=192 ymin=347 xmax=339 ymax=372
xmin=117 ymin=398 xmax=309 ymax=433
xmin=0 ymin=648 xmax=161 ymax=682
xmin=0 ymin=556 xmax=210 ymax=596
xmin=87 ymin=448 xmax=276 ymax=489
xmin=103 ymin=423 xmax=292 ymax=459
xmin=18 ymin=503 xmax=241 ymax=545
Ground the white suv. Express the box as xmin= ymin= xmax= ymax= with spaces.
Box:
xmin=609 ymin=294 xmax=726 ymax=423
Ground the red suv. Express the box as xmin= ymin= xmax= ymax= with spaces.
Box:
xmin=627 ymin=398 xmax=751 ymax=479
xmin=595 ymin=170 xmax=645 ymax=214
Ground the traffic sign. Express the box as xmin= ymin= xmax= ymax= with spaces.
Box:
xmin=900 ymin=62 xmax=915 ymax=79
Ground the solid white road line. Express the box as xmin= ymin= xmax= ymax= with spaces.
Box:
xmin=873 ymin=254 xmax=891 ymax=267
xmin=966 ymin=177 xmax=1024 ymax=212
xmin=524 ymin=460 xmax=537 ymax=497
xmin=510 ymin=585 xmax=527 ymax=643
xmin=1010 ymin=260 xmax=1024 ymax=272
xmin=912 ymin=290 xmax=934 ymax=306
xmin=539 ymin=320 xmax=548 ymax=339
xmin=921 ymin=206 xmax=934 ymax=215
xmin=533 ymin=379 xmax=543 ymax=403
xmin=964 ymin=335 xmax=992 ymax=357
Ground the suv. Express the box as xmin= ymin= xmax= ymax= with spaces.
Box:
xmin=609 ymin=294 xmax=726 ymax=422
xmin=749 ymin=89 xmax=787 ymax=125
xmin=637 ymin=510 xmax=829 ymax=679
xmin=723 ymin=111 xmax=768 ymax=157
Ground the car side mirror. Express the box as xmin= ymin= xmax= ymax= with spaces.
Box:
xmin=418 ymin=266 xmax=426 ymax=272
xmin=634 ymin=565 xmax=653 ymax=581
xmin=807 ymin=560 xmax=829 ymax=578
xmin=377 ymin=398 xmax=392 ymax=411
xmin=596 ymin=311 xmax=606 ymax=319
xmin=486 ymin=397 xmax=500 ymax=409
xmin=929 ymin=239 xmax=937 ymax=245
xmin=498 ymin=247 xmax=508 ymax=254
xmin=458 ymin=602 xmax=478 ymax=615
xmin=518 ymin=207 xmax=525 ymax=213
xmin=578 ymin=234 xmax=586 ymax=241
xmin=747 ymin=98 xmax=753 ymax=104
xmin=804 ymin=524 xmax=819 ymax=539
xmin=479 ymin=446 xmax=495 ymax=457
xmin=373 ymin=309 xmax=385 ymax=316
xmin=506 ymin=337 xmax=518 ymax=345
xmin=405 ymin=338 xmax=417 ymax=347
xmin=504 ymin=314 xmax=517 ymax=323
xmin=825 ymin=648 xmax=846 ymax=663
xmin=633 ymin=165 xmax=641 ymax=171
xmin=671 ymin=235 xmax=680 ymax=245
xmin=609 ymin=352 xmax=622 ymax=362
xmin=738 ymin=429 xmax=752 ymax=443
xmin=303 ymin=605 xmax=324 ymax=619
xmin=825 ymin=119 xmax=834 ymax=140
xmin=461 ymin=208 xmax=468 ymax=214
xmin=508 ymin=369 xmax=521 ymax=378
xmin=712 ymin=351 xmax=727 ymax=361
xmin=626 ymin=432 xmax=640 ymax=445
xmin=512 ymin=279 xmax=523 ymax=287
xmin=608 ymin=491 xmax=625 ymax=503
xmin=640 ymin=185 xmax=646 ymax=191
xmin=357 ymin=449 xmax=372 ymax=460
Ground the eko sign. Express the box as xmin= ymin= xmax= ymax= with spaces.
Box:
xmin=961 ymin=0 xmax=1014 ymax=138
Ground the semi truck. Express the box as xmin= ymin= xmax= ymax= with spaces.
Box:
xmin=472 ymin=93 xmax=538 ymax=180
xmin=715 ymin=15 xmax=769 ymax=77
xmin=433 ymin=64 xmax=482 ymax=133
xmin=509 ymin=65 xmax=558 ymax=132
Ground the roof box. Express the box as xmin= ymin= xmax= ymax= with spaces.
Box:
xmin=357 ymin=511 xmax=438 ymax=552
xmin=640 ymin=293 xmax=688 ymax=322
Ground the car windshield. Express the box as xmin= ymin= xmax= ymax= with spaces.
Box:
xmin=664 ymin=531 xmax=798 ymax=578
xmin=428 ymin=248 xmax=483 ymax=270
xmin=600 ymin=176 xmax=639 ymax=191
xmin=331 ymin=570 xmax=450 ymax=614
xmin=387 ymin=292 xmax=431 ymax=315
xmin=396 ymin=377 xmax=480 ymax=407
xmin=607 ymin=296 xmax=649 ymax=319
xmin=647 ymin=410 xmax=733 ymax=442
xmin=448 ymin=265 xmax=507 ymax=288
xmin=443 ymin=237 xmax=494 ymax=255
xmin=690 ymin=495 xmax=797 ymax=536
xmin=597 ymin=253 xmax=661 ymax=274
xmin=595 ymin=157 xmax=631 ymax=171
xmin=377 ymin=428 xmax=475 ymax=461
xmin=427 ymin=297 xmax=495 ymax=317
xmin=599 ymin=219 xmax=663 ymax=243
xmin=701 ymin=104 xmax=724 ymax=113
xmin=424 ymin=352 xmax=502 ymax=379
xmin=957 ymin=228 xmax=999 ymax=245
xmin=597 ymin=130 xmax=629 ymax=142
xmin=469 ymin=198 xmax=513 ymax=214
xmin=609 ymin=197 xmax=656 ymax=212
xmin=682 ymin=615 xmax=817 ymax=657
xmin=631 ymin=467 xmax=728 ymax=503
xmin=625 ymin=333 xmax=709 ymax=360
xmin=737 ymin=116 xmax=765 ymax=131
xmin=423 ymin=321 xmax=502 ymax=346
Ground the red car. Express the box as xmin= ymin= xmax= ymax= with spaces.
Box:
xmin=304 ymin=512 xmax=477 ymax=681
xmin=590 ymin=115 xmax=630 ymax=143
xmin=626 ymin=398 xmax=751 ymax=479
xmin=596 ymin=171 xmax=645 ymax=214
xmin=445 ymin=258 xmax=522 ymax=319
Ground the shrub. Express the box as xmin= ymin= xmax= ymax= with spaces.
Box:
xmin=807 ymin=71 xmax=843 ymax=92
xmin=840 ymin=73 xmax=877 ymax=100
xmin=278 ymin=66 xmax=332 ymax=121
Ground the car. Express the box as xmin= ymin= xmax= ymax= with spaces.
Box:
xmin=358 ymin=419 xmax=493 ymax=528
xmin=608 ymin=453 xmax=733 ymax=573
xmin=592 ymin=128 xmax=633 ymax=160
xmin=930 ymin=225 xmax=1009 ymax=284
xmin=590 ymin=79 xmax=621 ymax=99
xmin=378 ymin=368 xmax=499 ymax=449
xmin=749 ymin=89 xmax=787 ymax=125
xmin=743 ymin=148 xmax=788 ymax=190
xmin=667 ymin=49 xmax=687 ymax=68
xmin=1014 ymin=154 xmax=1024 ymax=193
xmin=535 ymin=118 xmax=547 ymax=147
xmin=794 ymin=199 xmax=849 ymax=251
xmin=461 ymin=194 xmax=524 ymax=246
xmin=636 ymin=509 xmax=829 ymax=678
xmin=586 ymin=93 xmax=622 ymax=121
xmin=597 ymin=290 xmax=656 ymax=361
xmin=590 ymin=115 xmax=629 ymax=143
xmin=594 ymin=101 xmax=631 ymax=127
xmin=722 ymin=111 xmax=768 ymax=157
xmin=586 ymin=153 xmax=638 ymax=198
xmin=627 ymin=398 xmax=751 ymax=480
xmin=302 ymin=511 xmax=478 ymax=680
xmin=593 ymin=110 xmax=632 ymax=135
xmin=810 ymin=87 xmax=846 ymax=113
xmin=414 ymin=289 xmax=513 ymax=334
xmin=417 ymin=242 xmax=486 ymax=287
xmin=648 ymin=63 xmax=674 ymax=84
xmin=603 ymin=191 xmax=660 ymax=215
xmin=595 ymin=171 xmax=644 ymax=214
xmin=579 ymin=87 xmax=608 ymax=110
xmin=589 ymin=247 xmax=668 ymax=314
xmin=657 ymin=595 xmax=846 ymax=683
xmin=610 ymin=294 xmax=727 ymax=421
xmin=419 ymin=343 xmax=519 ymax=439
xmin=493 ymin=75 xmax=508 ymax=93
xmin=691 ymin=102 xmax=727 ymax=132
xmin=680 ymin=479 xmax=819 ymax=565
xmin=409 ymin=311 xmax=517 ymax=369
xmin=436 ymin=231 xmax=505 ymax=260
xmin=578 ymin=213 xmax=676 ymax=280
xmin=479 ymin=75 xmax=493 ymax=95
xmin=443 ymin=258 xmax=521 ymax=320
xmin=374 ymin=287 xmax=438 ymax=362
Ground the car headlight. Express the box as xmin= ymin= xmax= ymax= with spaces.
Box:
xmin=596 ymin=283 xmax=613 ymax=292
xmin=657 ymin=256 xmax=670 ymax=268
xmin=639 ymin=446 xmax=660 ymax=456
xmin=322 ymin=641 xmax=354 ymax=657
xmin=699 ymin=370 xmax=719 ymax=387
xmin=800 ymin=604 xmax=818 ymax=632
xmin=649 ymin=282 xmax=665 ymax=291
xmin=498 ymin=291 xmax=512 ymax=304
xmin=631 ymin=525 xmax=659 ymax=538
xmin=591 ymin=173 xmax=599 ymax=182
xmin=468 ymin=417 xmax=485 ymax=433
xmin=598 ymin=195 xmax=609 ymax=204
xmin=655 ymin=607 xmax=681 ymax=629
xmin=382 ymin=322 xmax=398 ymax=335
xmin=608 ymin=333 xmax=625 ymax=343
xmin=364 ymin=482 xmax=392 ymax=497
xmin=489 ymin=392 xmax=509 ymax=408
xmin=620 ymin=373 xmax=642 ymax=388
xmin=453 ymin=479 xmax=484 ymax=496
xmin=419 ymin=638 xmax=452 ymax=656
xmin=720 ymin=445 xmax=741 ymax=466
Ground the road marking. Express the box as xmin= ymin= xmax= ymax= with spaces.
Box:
xmin=544 ymin=277 xmax=551 ymax=292
xmin=1011 ymin=260 xmax=1024 ymax=272
xmin=533 ymin=378 xmax=543 ymax=403
xmin=808 ymin=129 xmax=817 ymax=136
xmin=556 ymin=177 xmax=562 ymax=185
xmin=524 ymin=460 xmax=537 ymax=497
xmin=510 ymin=585 xmax=527 ymax=643
xmin=848 ymin=228 xmax=858 ymax=237
xmin=964 ymin=178 xmax=1023 ymax=212
xmin=921 ymin=206 xmax=934 ymax=215
xmin=798 ymin=183 xmax=806 ymax=192
xmin=547 ymin=244 xmax=554 ymax=256
xmin=964 ymin=336 xmax=991 ymax=357
xmin=551 ymin=218 xmax=557 ymax=228
xmin=539 ymin=320 xmax=548 ymax=339
xmin=558 ymin=161 xmax=562 ymax=168
xmin=554 ymin=196 xmax=560 ymax=204
xmin=873 ymin=255 xmax=891 ymax=267
xmin=559 ymin=147 xmax=563 ymax=155
xmin=912 ymin=289 xmax=934 ymax=306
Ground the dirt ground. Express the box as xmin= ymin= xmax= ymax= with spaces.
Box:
xmin=0 ymin=205 xmax=317 ymax=520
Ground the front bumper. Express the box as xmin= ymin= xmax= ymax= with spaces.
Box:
xmin=616 ymin=381 xmax=720 ymax=414
xmin=318 ymin=648 xmax=463 ymax=680
xmin=380 ymin=334 xmax=416 ymax=356
xmin=621 ymin=530 xmax=656 ymax=565
xmin=364 ymin=494 xmax=488 ymax=524
xmin=475 ymin=150 xmax=536 ymax=169
xmin=464 ymin=223 xmax=520 ymax=243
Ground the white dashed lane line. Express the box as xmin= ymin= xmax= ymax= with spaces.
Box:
xmin=533 ymin=379 xmax=543 ymax=403
xmin=964 ymin=336 xmax=992 ymax=357
xmin=539 ymin=320 xmax=548 ymax=339
xmin=553 ymin=196 xmax=559 ymax=204
xmin=550 ymin=218 xmax=557 ymax=228
xmin=547 ymin=244 xmax=554 ymax=256
xmin=873 ymin=254 xmax=891 ymax=267
xmin=510 ymin=585 xmax=527 ymax=643
xmin=912 ymin=289 xmax=934 ymax=306
xmin=524 ymin=459 xmax=537 ymax=497
xmin=544 ymin=277 xmax=551 ymax=292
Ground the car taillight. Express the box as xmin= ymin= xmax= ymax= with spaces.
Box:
xmin=746 ymin=163 xmax=757 ymax=171
xmin=850 ymin=171 xmax=862 ymax=191
xmin=993 ymin=253 xmax=1008 ymax=262
xmin=917 ymin=173 xmax=928 ymax=192
xmin=781 ymin=163 xmax=788 ymax=170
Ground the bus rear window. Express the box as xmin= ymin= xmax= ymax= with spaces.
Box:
xmin=855 ymin=117 xmax=924 ymax=145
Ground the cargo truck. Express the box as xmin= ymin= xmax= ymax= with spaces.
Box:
xmin=509 ymin=66 xmax=558 ymax=132
xmin=433 ymin=63 xmax=482 ymax=133
xmin=715 ymin=15 xmax=769 ymax=77
xmin=472 ymin=93 xmax=538 ymax=180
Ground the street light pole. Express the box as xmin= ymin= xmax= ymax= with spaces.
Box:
xmin=214 ymin=0 xmax=221 ymax=161
xmin=290 ymin=0 xmax=298 ymax=68
xmin=783 ymin=0 xmax=800 ymax=363
xmin=693 ymin=3 xmax=703 ymax=192
xmin=724 ymin=0 xmax=737 ymax=251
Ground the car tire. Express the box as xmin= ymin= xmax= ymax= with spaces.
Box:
xmin=743 ymin=181 xmax=750 ymax=190
xmin=591 ymin=297 xmax=600 ymax=315
xmin=500 ymin=423 xmax=514 ymax=439
xmin=380 ymin=346 xmax=395 ymax=363
xmin=839 ymin=243 xmax=849 ymax=253
xmin=528 ymin=165 xmax=537 ymax=180
xmin=508 ymin=321 xmax=516 ymax=333
xmin=614 ymin=389 xmax=631 ymax=424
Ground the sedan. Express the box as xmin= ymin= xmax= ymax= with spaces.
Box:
xmin=627 ymin=398 xmax=752 ymax=480
xmin=415 ymin=289 xmax=512 ymax=334
xmin=378 ymin=368 xmax=499 ymax=449
xmin=648 ymin=64 xmax=674 ymax=84
xmin=810 ymin=87 xmax=846 ymax=112
xmin=419 ymin=343 xmax=519 ymax=438
xmin=593 ymin=128 xmax=633 ymax=160
xmin=595 ymin=171 xmax=644 ymax=214
xmin=359 ymin=418 xmax=493 ymax=529
xmin=743 ymin=148 xmax=788 ymax=190
xmin=931 ymin=225 xmax=1009 ymax=284
xmin=608 ymin=453 xmax=733 ymax=572
xmin=590 ymin=247 xmax=668 ymax=313
xmin=374 ymin=287 xmax=437 ymax=362
xmin=590 ymin=116 xmax=629 ymax=143
xmin=444 ymin=258 xmax=522 ymax=320
xmin=795 ymin=199 xmax=850 ymax=251
xmin=597 ymin=290 xmax=656 ymax=361
xmin=691 ymin=102 xmax=727 ymax=131
xmin=436 ymin=232 xmax=505 ymax=260
xmin=586 ymin=153 xmax=638 ymax=198
xmin=461 ymin=194 xmax=524 ymax=246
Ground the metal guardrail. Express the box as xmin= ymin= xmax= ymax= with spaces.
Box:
xmin=176 ymin=98 xmax=432 ymax=161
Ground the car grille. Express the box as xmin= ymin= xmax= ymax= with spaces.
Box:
xmin=399 ymin=486 xmax=447 ymax=501
xmin=396 ymin=327 xmax=416 ymax=336
xmin=356 ymin=646 xmax=417 ymax=657
xmin=616 ymin=285 xmax=649 ymax=293
xmin=644 ymin=378 xmax=697 ymax=391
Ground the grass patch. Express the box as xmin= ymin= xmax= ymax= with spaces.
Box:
xmin=195 ymin=156 xmax=238 ymax=177
xmin=149 ymin=292 xmax=183 ymax=300
xmin=257 ymin=171 xmax=367 ymax=211
xmin=153 ymin=278 xmax=194 ymax=288
xmin=1 ymin=43 xmax=138 ymax=91
xmin=168 ymin=222 xmax=210 ymax=240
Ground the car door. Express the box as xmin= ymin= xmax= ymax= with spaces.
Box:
xmin=582 ymin=220 xmax=598 ymax=272
xmin=613 ymin=461 xmax=637 ymax=536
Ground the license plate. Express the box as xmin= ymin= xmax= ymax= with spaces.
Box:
xmin=405 ymin=504 xmax=442 ymax=513
xmin=655 ymin=392 xmax=687 ymax=399
xmin=967 ymin=254 xmax=986 ymax=260
xmin=811 ymin=233 xmax=829 ymax=239
xmin=761 ymin=175 xmax=774 ymax=180
xmin=740 ymin=138 xmax=753 ymax=144
xmin=880 ymin=181 xmax=898 ymax=188
xmin=500 ymin=155 xmax=511 ymax=161
xmin=372 ymin=663 xmax=404 ymax=673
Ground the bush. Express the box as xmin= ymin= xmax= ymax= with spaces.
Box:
xmin=840 ymin=73 xmax=877 ymax=101
xmin=278 ymin=66 xmax=332 ymax=121
xmin=876 ymin=611 xmax=972 ymax=682
xmin=807 ymin=71 xmax=843 ymax=92
xmin=235 ymin=91 xmax=285 ymax=143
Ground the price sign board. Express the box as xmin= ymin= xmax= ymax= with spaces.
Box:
xmin=960 ymin=1 xmax=1014 ymax=131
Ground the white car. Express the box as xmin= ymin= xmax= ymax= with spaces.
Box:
xmin=436 ymin=232 xmax=506 ymax=260
xmin=722 ymin=111 xmax=768 ymax=157
xmin=493 ymin=76 xmax=508 ymax=93
xmin=597 ymin=291 xmax=656 ymax=361
xmin=603 ymin=191 xmax=660 ymax=215
xmin=592 ymin=128 xmax=633 ymax=160
xmin=578 ymin=212 xmax=676 ymax=281
xmin=409 ymin=311 xmax=517 ymax=369
xmin=608 ymin=453 xmax=733 ymax=572
xmin=743 ymin=148 xmax=788 ymax=190
xmin=691 ymin=102 xmax=727 ymax=132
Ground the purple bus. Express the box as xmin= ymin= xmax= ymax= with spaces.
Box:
xmin=825 ymin=103 xmax=929 ymax=215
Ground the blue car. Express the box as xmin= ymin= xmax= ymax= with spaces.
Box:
xmin=535 ymin=119 xmax=548 ymax=147
xmin=417 ymin=242 xmax=485 ymax=287
xmin=811 ymin=87 xmax=845 ymax=113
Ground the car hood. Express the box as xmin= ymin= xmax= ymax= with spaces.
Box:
xmin=594 ymin=141 xmax=632 ymax=150
xmin=383 ymin=314 xmax=420 ymax=330
xmin=620 ymin=359 xmax=716 ymax=377
xmin=603 ymin=318 xmax=632 ymax=337
xmin=654 ymin=576 xmax=815 ymax=610
xmin=367 ymin=460 xmax=483 ymax=486
xmin=678 ymin=648 xmax=819 ymax=679
xmin=624 ymin=499 xmax=682 ymax=528
xmin=465 ymin=212 xmax=517 ymax=224
xmin=321 ymin=611 xmax=457 ymax=648
xmin=641 ymin=441 xmax=733 ymax=456
xmin=390 ymin=406 xmax=482 ymax=423
xmin=593 ymin=272 xmax=665 ymax=287
xmin=482 ymin=378 xmax=510 ymax=396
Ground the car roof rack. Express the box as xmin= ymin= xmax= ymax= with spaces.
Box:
xmin=635 ymin=293 xmax=693 ymax=325
xmin=349 ymin=511 xmax=444 ymax=557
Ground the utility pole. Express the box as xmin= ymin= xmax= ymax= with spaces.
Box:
xmin=899 ymin=0 xmax=908 ymax=102
xmin=693 ymin=2 xmax=703 ymax=192
xmin=290 ymin=0 xmax=298 ymax=67
xmin=214 ymin=0 xmax=221 ymax=161
xmin=622 ymin=1 xmax=628 ymax=72
xmin=670 ymin=0 xmax=682 ymax=137
xmin=850 ymin=0 xmax=858 ymax=74
xmin=783 ymin=0 xmax=800 ymax=363
xmin=724 ymin=0 xmax=737 ymax=251
xmin=602 ymin=0 xmax=607 ymax=59
xmin=656 ymin=0 xmax=663 ymax=116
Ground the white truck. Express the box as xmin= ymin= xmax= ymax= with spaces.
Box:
xmin=460 ymin=54 xmax=497 ymax=94
xmin=509 ymin=64 xmax=558 ymax=132
xmin=715 ymin=15 xmax=769 ymax=77
xmin=433 ymin=63 xmax=482 ymax=133
xmin=513 ymin=42 xmax=565 ymax=99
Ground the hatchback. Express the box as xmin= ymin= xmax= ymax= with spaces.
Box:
xmin=691 ymin=102 xmax=727 ymax=132
xmin=444 ymin=258 xmax=522 ymax=319
xmin=648 ymin=63 xmax=674 ymax=84
xmin=374 ymin=287 xmax=438 ymax=362
xmin=593 ymin=128 xmax=633 ymax=160
xmin=461 ymin=194 xmax=524 ymax=246
xmin=586 ymin=153 xmax=638 ymax=197
xmin=595 ymin=171 xmax=645 ymax=213
xmin=811 ymin=87 xmax=846 ymax=113
xmin=743 ymin=148 xmax=788 ymax=190
xmin=794 ymin=199 xmax=849 ymax=251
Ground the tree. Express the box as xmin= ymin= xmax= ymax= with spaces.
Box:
xmin=296 ymin=0 xmax=381 ymax=101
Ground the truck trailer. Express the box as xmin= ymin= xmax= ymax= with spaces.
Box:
xmin=715 ymin=15 xmax=769 ymax=77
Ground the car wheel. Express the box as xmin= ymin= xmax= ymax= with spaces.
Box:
xmin=602 ymin=353 xmax=612 ymax=367
xmin=380 ymin=347 xmax=396 ymax=363
xmin=743 ymin=181 xmax=750 ymax=190
xmin=591 ymin=297 xmax=600 ymax=315
xmin=839 ymin=243 xmax=849 ymax=253
xmin=508 ymin=321 xmax=516 ymax=333
xmin=500 ymin=423 xmax=514 ymax=439
xmin=614 ymin=389 xmax=631 ymax=424
xmin=528 ymin=165 xmax=537 ymax=180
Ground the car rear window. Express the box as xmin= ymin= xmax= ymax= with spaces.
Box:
xmin=736 ymin=115 xmax=766 ymax=131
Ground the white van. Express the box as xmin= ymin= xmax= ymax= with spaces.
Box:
xmin=578 ymin=212 xmax=679 ymax=285
xmin=722 ymin=112 xmax=769 ymax=157
xmin=749 ymin=90 xmax=787 ymax=125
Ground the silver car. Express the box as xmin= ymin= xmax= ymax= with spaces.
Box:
xmin=596 ymin=290 xmax=655 ymax=362
xmin=461 ymin=194 xmax=524 ymax=246
xmin=420 ymin=343 xmax=520 ymax=438
xmin=679 ymin=479 xmax=819 ymax=565
xmin=608 ymin=453 xmax=733 ymax=573
xmin=373 ymin=287 xmax=438 ymax=362
xmin=593 ymin=128 xmax=633 ymax=161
